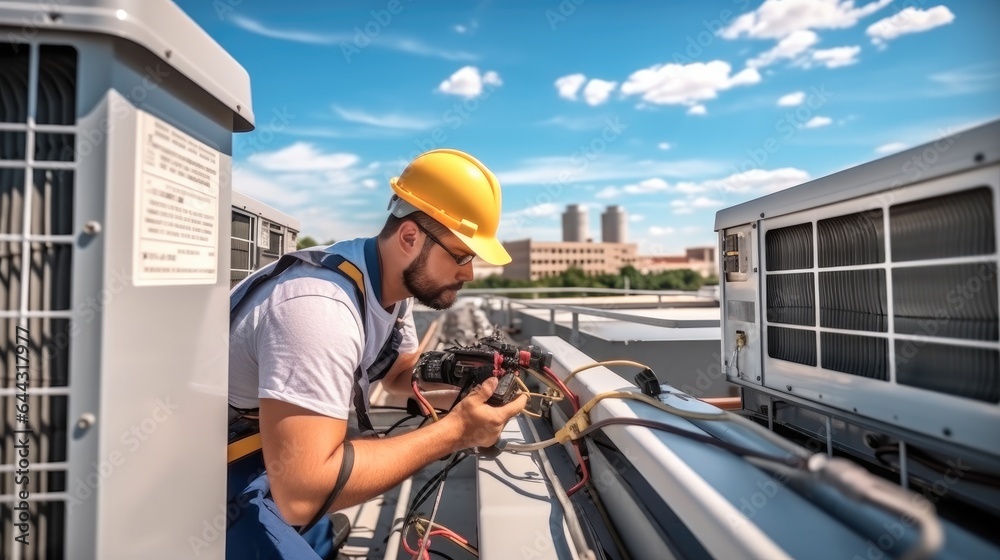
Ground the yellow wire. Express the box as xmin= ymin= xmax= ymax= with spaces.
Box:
xmin=514 ymin=376 xmax=545 ymax=418
xmin=564 ymin=360 xmax=652 ymax=384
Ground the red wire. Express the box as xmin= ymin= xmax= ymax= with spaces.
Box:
xmin=541 ymin=365 xmax=580 ymax=411
xmin=401 ymin=533 xmax=430 ymax=560
xmin=566 ymin=440 xmax=590 ymax=496
xmin=411 ymin=380 xmax=434 ymax=417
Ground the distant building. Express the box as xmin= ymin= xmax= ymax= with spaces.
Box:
xmin=561 ymin=204 xmax=588 ymax=242
xmin=471 ymin=256 xmax=504 ymax=280
xmin=231 ymin=191 xmax=299 ymax=286
xmin=601 ymin=205 xmax=627 ymax=243
xmin=637 ymin=245 xmax=718 ymax=278
xmin=502 ymin=239 xmax=638 ymax=281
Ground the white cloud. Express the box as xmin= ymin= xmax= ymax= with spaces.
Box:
xmin=670 ymin=201 xmax=694 ymax=215
xmin=248 ymin=142 xmax=359 ymax=172
xmin=555 ymin=73 xmax=587 ymax=100
xmin=676 ymin=167 xmax=811 ymax=195
xmin=630 ymin=214 xmax=645 ymax=222
xmin=649 ymin=226 xmax=677 ymax=236
xmin=747 ymin=30 xmax=819 ymax=68
xmin=928 ymin=65 xmax=1000 ymax=95
xmin=452 ymin=20 xmax=478 ymax=35
xmin=692 ymin=196 xmax=725 ymax=208
xmin=811 ymin=46 xmax=861 ymax=68
xmin=592 ymin=168 xmax=812 ymax=201
xmin=229 ymin=14 xmax=344 ymax=44
xmin=537 ymin=115 xmax=612 ymax=131
xmin=507 ymin=202 xmax=562 ymax=219
xmin=438 ymin=66 xmax=502 ymax=98
xmin=720 ymin=0 xmax=892 ymax=39
xmin=229 ymin=14 xmax=477 ymax=61
xmin=777 ymin=91 xmax=806 ymax=106
xmin=657 ymin=142 xmax=672 ymax=150
xmin=582 ymin=79 xmax=618 ymax=106
xmin=875 ymin=142 xmax=908 ymax=154
xmin=497 ymin=156 xmax=727 ymax=186
xmin=233 ymin=167 xmax=310 ymax=207
xmin=687 ymin=104 xmax=707 ymax=115
xmin=867 ymin=6 xmax=955 ymax=46
xmin=595 ymin=186 xmax=622 ymax=199
xmin=623 ymin=178 xmax=670 ymax=195
xmin=332 ymin=106 xmax=435 ymax=130
xmin=621 ymin=60 xmax=760 ymax=107
xmin=361 ymin=178 xmax=379 ymax=188
xmin=803 ymin=116 xmax=833 ymax=128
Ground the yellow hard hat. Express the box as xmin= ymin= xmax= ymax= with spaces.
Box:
xmin=389 ymin=149 xmax=511 ymax=265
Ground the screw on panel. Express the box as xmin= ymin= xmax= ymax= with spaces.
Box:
xmin=943 ymin=427 xmax=952 ymax=437
xmin=786 ymin=385 xmax=792 ymax=391
xmin=77 ymin=413 xmax=96 ymax=430
xmin=760 ymin=213 xmax=765 ymax=218
xmin=974 ymin=153 xmax=985 ymax=163
xmin=756 ymin=376 xmax=761 ymax=381
xmin=83 ymin=221 xmax=101 ymax=235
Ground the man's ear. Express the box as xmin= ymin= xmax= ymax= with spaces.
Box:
xmin=399 ymin=221 xmax=420 ymax=253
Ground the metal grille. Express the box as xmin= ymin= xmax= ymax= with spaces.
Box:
xmin=230 ymin=211 xmax=255 ymax=284
xmin=1 ymin=42 xmax=77 ymax=560
xmin=764 ymin=185 xmax=999 ymax=402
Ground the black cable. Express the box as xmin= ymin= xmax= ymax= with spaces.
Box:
xmin=875 ymin=445 xmax=1000 ymax=489
xmin=578 ymin=417 xmax=808 ymax=470
xmin=402 ymin=452 xmax=470 ymax=554
xmin=428 ymin=550 xmax=457 ymax=560
xmin=381 ymin=413 xmax=420 ymax=436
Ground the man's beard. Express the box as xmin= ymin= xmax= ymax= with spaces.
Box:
xmin=403 ymin=247 xmax=464 ymax=310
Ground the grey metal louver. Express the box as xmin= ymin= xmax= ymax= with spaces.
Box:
xmin=1 ymin=42 xmax=77 ymax=560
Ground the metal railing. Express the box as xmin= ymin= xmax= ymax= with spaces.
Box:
xmin=461 ymin=287 xmax=720 ymax=346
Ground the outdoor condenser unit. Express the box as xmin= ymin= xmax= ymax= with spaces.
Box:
xmin=0 ymin=1 xmax=253 ymax=558
xmin=715 ymin=121 xmax=999 ymax=473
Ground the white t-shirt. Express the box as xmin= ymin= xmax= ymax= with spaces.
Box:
xmin=228 ymin=238 xmax=418 ymax=419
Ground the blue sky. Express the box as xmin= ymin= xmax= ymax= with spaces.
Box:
xmin=175 ymin=0 xmax=999 ymax=256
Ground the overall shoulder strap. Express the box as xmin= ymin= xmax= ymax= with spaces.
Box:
xmin=230 ymin=249 xmax=367 ymax=332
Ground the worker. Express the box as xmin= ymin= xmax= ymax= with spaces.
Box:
xmin=225 ymin=149 xmax=527 ymax=558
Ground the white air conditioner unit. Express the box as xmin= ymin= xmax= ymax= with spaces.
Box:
xmin=0 ymin=1 xmax=253 ymax=558
xmin=715 ymin=120 xmax=999 ymax=461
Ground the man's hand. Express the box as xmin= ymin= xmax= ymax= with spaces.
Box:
xmin=441 ymin=376 xmax=528 ymax=449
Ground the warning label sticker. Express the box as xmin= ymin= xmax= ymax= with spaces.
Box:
xmin=133 ymin=111 xmax=221 ymax=285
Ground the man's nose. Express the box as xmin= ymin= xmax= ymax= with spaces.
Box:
xmin=457 ymin=262 xmax=474 ymax=282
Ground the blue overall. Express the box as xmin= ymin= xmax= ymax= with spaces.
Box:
xmin=225 ymin=241 xmax=408 ymax=559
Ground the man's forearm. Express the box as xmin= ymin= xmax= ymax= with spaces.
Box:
xmin=326 ymin=416 xmax=462 ymax=513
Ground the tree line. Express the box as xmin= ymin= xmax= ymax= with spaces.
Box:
xmin=468 ymin=265 xmax=718 ymax=296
